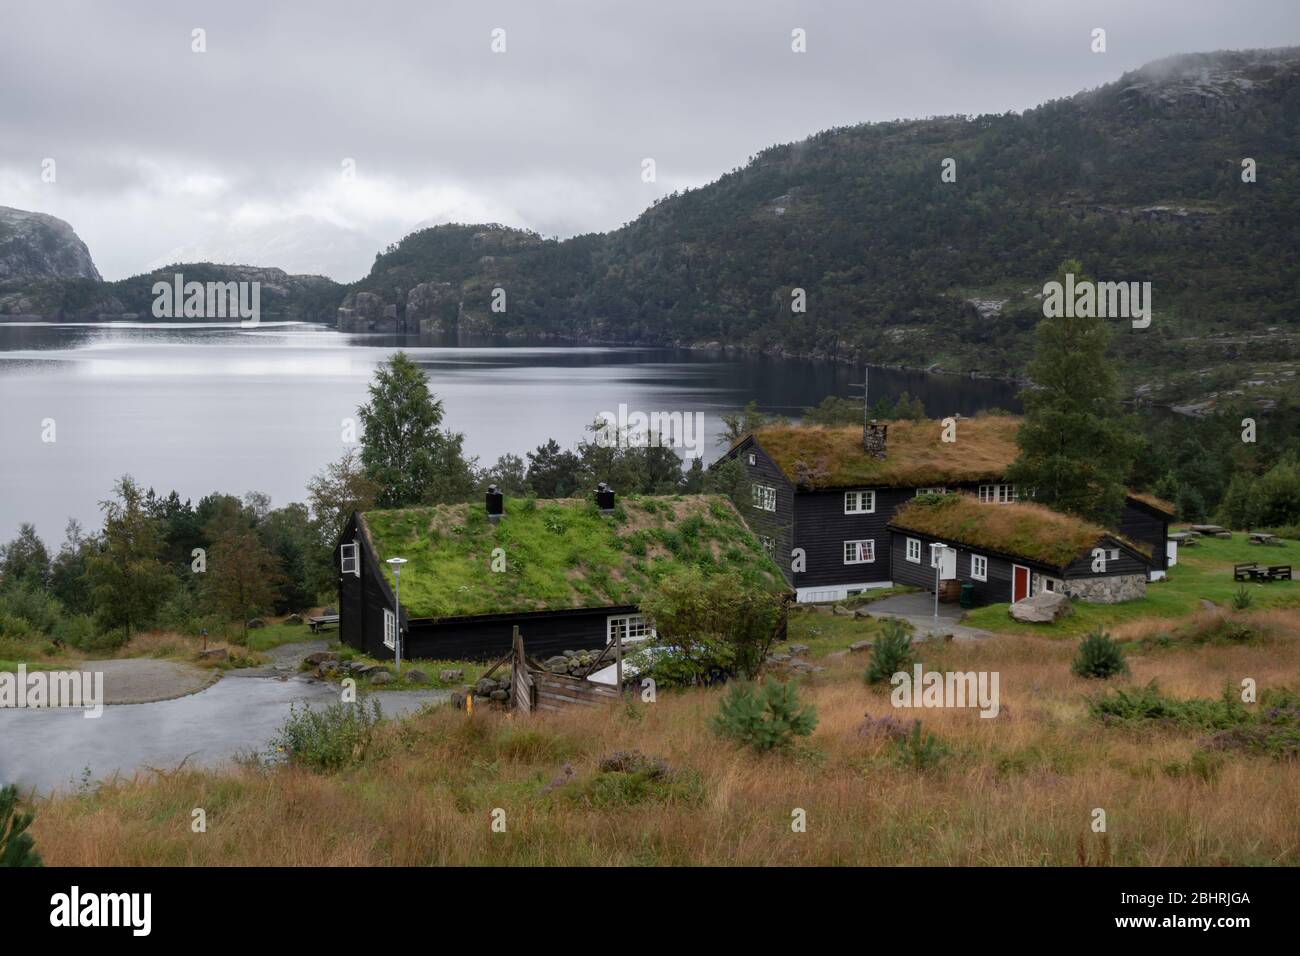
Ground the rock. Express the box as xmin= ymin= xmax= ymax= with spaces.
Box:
xmin=563 ymin=649 xmax=579 ymax=659
xmin=766 ymin=652 xmax=791 ymax=664
xmin=370 ymin=670 xmax=393 ymax=685
xmin=811 ymin=604 xmax=834 ymax=615
xmin=198 ymin=647 xmax=228 ymax=661
xmin=544 ymin=656 xmax=570 ymax=673
xmin=439 ymin=668 xmax=464 ymax=682
xmin=303 ymin=651 xmax=338 ymax=665
xmin=832 ymin=605 xmax=852 ymax=616
xmin=489 ymin=689 xmax=509 ymax=701
xmin=0 ymin=206 xmax=102 ymax=281
xmin=475 ymin=677 xmax=498 ymax=695
xmin=285 ymin=613 xmax=304 ymax=625
xmin=246 ymin=618 xmax=266 ymax=630
xmin=406 ymin=669 xmax=429 ymax=684
xmin=451 ymin=690 xmax=468 ymax=709
xmin=849 ymin=640 xmax=874 ymax=653
xmin=788 ymin=643 xmax=809 ymax=655
xmin=853 ymin=607 xmax=875 ymax=618
xmin=347 ymin=661 xmax=370 ymax=672
xmin=1008 ymin=590 xmax=1073 ymax=623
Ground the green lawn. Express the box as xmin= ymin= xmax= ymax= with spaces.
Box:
xmin=962 ymin=533 xmax=1300 ymax=636
xmin=245 ymin=619 xmax=325 ymax=652
xmin=321 ymin=646 xmax=493 ymax=691
xmin=787 ymin=610 xmax=892 ymax=657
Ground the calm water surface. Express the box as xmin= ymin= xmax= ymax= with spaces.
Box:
xmin=0 ymin=322 xmax=1020 ymax=542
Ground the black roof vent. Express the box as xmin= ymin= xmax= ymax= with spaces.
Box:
xmin=596 ymin=482 xmax=616 ymax=514
xmin=486 ymin=484 xmax=504 ymax=523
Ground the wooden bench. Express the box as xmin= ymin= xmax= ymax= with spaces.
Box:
xmin=1267 ymin=565 xmax=1293 ymax=582
xmin=1234 ymin=563 xmax=1266 ymax=582
xmin=307 ymin=614 xmax=340 ymax=633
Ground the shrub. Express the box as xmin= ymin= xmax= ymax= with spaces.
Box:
xmin=864 ymin=618 xmax=913 ymax=685
xmin=0 ymin=785 xmax=42 ymax=867
xmin=713 ymin=680 xmax=817 ymax=752
xmin=271 ymin=697 xmax=383 ymax=771
xmin=1071 ymin=630 xmax=1129 ymax=679
xmin=894 ymin=720 xmax=948 ymax=771
xmin=1232 ymin=585 xmax=1254 ymax=611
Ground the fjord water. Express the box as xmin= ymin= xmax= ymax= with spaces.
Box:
xmin=0 ymin=322 xmax=1020 ymax=542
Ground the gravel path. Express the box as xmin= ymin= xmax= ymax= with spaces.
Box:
xmin=80 ymin=658 xmax=220 ymax=705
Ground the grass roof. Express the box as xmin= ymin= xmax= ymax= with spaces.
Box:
xmin=360 ymin=494 xmax=787 ymax=620
xmin=747 ymin=415 xmax=1020 ymax=489
xmin=1128 ymin=490 xmax=1176 ymax=516
xmin=887 ymin=494 xmax=1119 ymax=569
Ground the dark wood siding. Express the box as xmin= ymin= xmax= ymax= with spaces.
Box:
xmin=1062 ymin=538 xmax=1150 ymax=579
xmin=888 ymin=531 xmax=1021 ymax=605
xmin=405 ymin=607 xmax=634 ymax=662
xmin=336 ymin=513 xmax=398 ymax=658
xmin=731 ymin=437 xmax=796 ymax=584
xmin=1118 ymin=499 xmax=1169 ymax=571
xmin=796 ymin=487 xmax=912 ymax=588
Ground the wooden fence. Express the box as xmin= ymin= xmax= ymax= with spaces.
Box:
xmin=503 ymin=625 xmax=620 ymax=714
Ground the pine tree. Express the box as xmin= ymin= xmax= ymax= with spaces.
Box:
xmin=1007 ymin=260 xmax=1139 ymax=526
xmin=88 ymin=476 xmax=173 ymax=644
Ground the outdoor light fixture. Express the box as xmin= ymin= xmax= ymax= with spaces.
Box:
xmin=386 ymin=557 xmax=408 ymax=674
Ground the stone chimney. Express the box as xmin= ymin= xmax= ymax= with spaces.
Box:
xmin=862 ymin=420 xmax=887 ymax=460
xmin=485 ymin=484 xmax=504 ymax=524
xmin=595 ymin=482 xmax=616 ymax=514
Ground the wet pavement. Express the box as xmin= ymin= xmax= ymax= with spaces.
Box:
xmin=0 ymin=659 xmax=449 ymax=794
xmin=864 ymin=593 xmax=993 ymax=642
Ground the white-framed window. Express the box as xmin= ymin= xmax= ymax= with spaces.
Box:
xmin=844 ymin=490 xmax=876 ymax=514
xmin=915 ymin=486 xmax=947 ymax=496
xmin=751 ymin=483 xmax=777 ymax=512
xmin=971 ymin=554 xmax=988 ymax=581
xmin=978 ymin=483 xmax=1019 ymax=504
xmin=383 ymin=608 xmax=396 ymax=649
xmin=747 ymin=452 xmax=757 ymax=466
xmin=844 ymin=539 xmax=875 ymax=564
xmin=906 ymin=538 xmax=922 ymax=563
xmin=340 ymin=541 xmax=360 ymax=577
xmin=608 ymin=614 xmax=654 ymax=645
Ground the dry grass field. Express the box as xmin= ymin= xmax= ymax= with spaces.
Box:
xmin=28 ymin=606 xmax=1300 ymax=866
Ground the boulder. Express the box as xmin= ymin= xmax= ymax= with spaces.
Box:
xmin=543 ymin=656 xmax=571 ymax=673
xmin=246 ymin=618 xmax=266 ymax=630
xmin=832 ymin=605 xmax=852 ymax=616
xmin=788 ymin=643 xmax=809 ymax=655
xmin=198 ymin=647 xmax=228 ymax=661
xmin=303 ymin=651 xmax=339 ymax=665
xmin=475 ymin=677 xmax=498 ymax=695
xmin=1008 ymin=590 xmax=1073 ymax=624
xmin=852 ymin=607 xmax=875 ymax=619
xmin=439 ymin=668 xmax=464 ymax=682
xmin=849 ymin=640 xmax=874 ymax=653
xmin=489 ymin=689 xmax=509 ymax=701
xmin=370 ymin=670 xmax=393 ymax=686
xmin=285 ymin=613 xmax=304 ymax=625
xmin=406 ymin=669 xmax=429 ymax=684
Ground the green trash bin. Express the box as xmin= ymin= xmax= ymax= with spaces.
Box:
xmin=959 ymin=582 xmax=975 ymax=609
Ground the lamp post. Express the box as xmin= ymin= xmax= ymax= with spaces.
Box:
xmin=386 ymin=557 xmax=408 ymax=675
xmin=929 ymin=542 xmax=948 ymax=630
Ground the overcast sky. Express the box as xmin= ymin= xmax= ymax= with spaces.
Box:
xmin=1 ymin=0 xmax=1296 ymax=281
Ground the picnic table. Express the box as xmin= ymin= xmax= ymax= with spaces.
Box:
xmin=1234 ymin=562 xmax=1292 ymax=583
xmin=307 ymin=614 xmax=340 ymax=633
xmin=1248 ymin=532 xmax=1282 ymax=546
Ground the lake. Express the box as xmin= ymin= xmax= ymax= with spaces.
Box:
xmin=0 ymin=322 xmax=1020 ymax=543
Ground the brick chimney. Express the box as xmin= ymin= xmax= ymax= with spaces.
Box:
xmin=862 ymin=420 xmax=887 ymax=460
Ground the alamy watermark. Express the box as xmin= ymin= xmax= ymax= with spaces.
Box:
xmin=152 ymin=273 xmax=260 ymax=326
xmin=1042 ymin=273 xmax=1151 ymax=329
xmin=891 ymin=664 xmax=1000 ymax=718
xmin=594 ymin=403 xmax=706 ymax=459
xmin=0 ymin=664 xmax=104 ymax=718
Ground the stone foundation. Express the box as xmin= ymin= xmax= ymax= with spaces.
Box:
xmin=1064 ymin=573 xmax=1146 ymax=604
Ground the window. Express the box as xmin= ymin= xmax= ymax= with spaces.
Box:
xmin=383 ymin=608 xmax=396 ymax=650
xmin=751 ymin=483 xmax=777 ymax=512
xmin=978 ymin=483 xmax=1019 ymax=504
xmin=915 ymin=486 xmax=947 ymax=496
xmin=844 ymin=490 xmax=876 ymax=514
xmin=758 ymin=534 xmax=776 ymax=559
xmin=844 ymin=539 xmax=875 ymax=564
xmin=608 ymin=614 xmax=654 ymax=645
xmin=747 ymin=452 xmax=757 ymax=466
xmin=906 ymin=538 xmax=922 ymax=563
xmin=340 ymin=541 xmax=360 ymax=577
xmin=971 ymin=554 xmax=988 ymax=581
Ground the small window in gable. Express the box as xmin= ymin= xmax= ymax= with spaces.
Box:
xmin=340 ymin=541 xmax=360 ymax=577
xmin=747 ymin=452 xmax=757 ymax=466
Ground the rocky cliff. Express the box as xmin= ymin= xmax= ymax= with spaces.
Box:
xmin=0 ymin=206 xmax=101 ymax=281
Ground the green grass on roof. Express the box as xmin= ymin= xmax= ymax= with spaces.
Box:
xmin=361 ymin=494 xmax=787 ymax=620
xmin=749 ymin=415 xmax=1020 ymax=489
xmin=888 ymin=493 xmax=1112 ymax=568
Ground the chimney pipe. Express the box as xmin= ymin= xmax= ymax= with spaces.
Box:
xmin=486 ymin=483 xmax=504 ymax=524
xmin=596 ymin=482 xmax=616 ymax=514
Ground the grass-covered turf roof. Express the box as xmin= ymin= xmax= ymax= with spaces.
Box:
xmin=746 ymin=415 xmax=1020 ymax=489
xmin=360 ymin=494 xmax=788 ymax=620
xmin=1127 ymin=490 xmax=1176 ymax=516
xmin=887 ymin=494 xmax=1146 ymax=569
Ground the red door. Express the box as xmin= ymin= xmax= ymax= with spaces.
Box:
xmin=1012 ymin=565 xmax=1030 ymax=602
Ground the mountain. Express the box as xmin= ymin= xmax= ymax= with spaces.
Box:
xmin=342 ymin=47 xmax=1300 ymax=408
xmin=0 ymin=206 xmax=101 ymax=281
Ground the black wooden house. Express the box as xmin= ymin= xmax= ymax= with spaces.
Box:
xmin=335 ymin=489 xmax=787 ymax=662
xmin=718 ymin=415 xmax=1170 ymax=602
